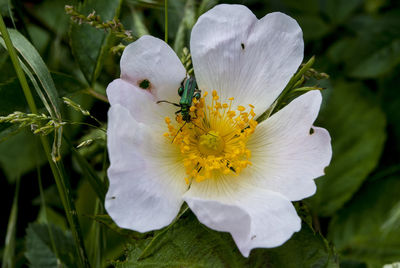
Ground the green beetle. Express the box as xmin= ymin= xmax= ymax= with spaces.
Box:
xmin=157 ymin=76 xmax=201 ymax=122
xmin=178 ymin=76 xmax=201 ymax=122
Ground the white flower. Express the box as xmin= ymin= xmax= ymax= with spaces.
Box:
xmin=105 ymin=4 xmax=332 ymax=257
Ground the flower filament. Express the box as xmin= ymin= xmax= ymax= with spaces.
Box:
xmin=164 ymin=90 xmax=258 ymax=183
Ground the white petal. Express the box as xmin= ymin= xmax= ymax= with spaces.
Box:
xmin=106 ymin=79 xmax=177 ymax=129
xmin=105 ymin=104 xmax=188 ymax=232
xmin=120 ymin=35 xmax=186 ymax=101
xmin=184 ymin=179 xmax=301 ymax=257
xmin=247 ymin=91 xmax=332 ymax=201
xmin=191 ymin=5 xmax=304 ymax=115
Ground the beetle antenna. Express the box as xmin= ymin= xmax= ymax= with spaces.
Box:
xmin=171 ymin=122 xmax=217 ymax=144
xmin=157 ymin=100 xmax=180 ymax=107
xmin=190 ymin=123 xmax=217 ymax=137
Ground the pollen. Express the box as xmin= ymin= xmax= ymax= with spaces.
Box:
xmin=198 ymin=130 xmax=225 ymax=155
xmin=163 ymin=91 xmax=258 ymax=183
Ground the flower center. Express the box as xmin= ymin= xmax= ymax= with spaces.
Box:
xmin=163 ymin=90 xmax=258 ymax=183
xmin=198 ymin=131 xmax=225 ymax=156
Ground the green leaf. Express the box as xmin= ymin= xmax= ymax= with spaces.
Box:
xmin=173 ymin=0 xmax=196 ymax=56
xmin=0 ymin=28 xmax=62 ymax=119
xmin=32 ymin=184 xmax=63 ymax=211
xmin=322 ymin=0 xmax=363 ymax=24
xmin=29 ymin=0 xmax=70 ymax=36
xmin=69 ymin=0 xmax=123 ymax=85
xmin=0 ymin=129 xmax=47 ymax=182
xmin=328 ymin=176 xmax=400 ymax=267
xmin=25 ymin=223 xmax=76 ymax=268
xmin=37 ymin=206 xmax=68 ymax=231
xmin=327 ymin=38 xmax=354 ymax=64
xmin=0 ymin=27 xmax=65 ymax=160
xmin=0 ymin=73 xmax=84 ymax=181
xmin=365 ymin=0 xmax=387 ymax=13
xmin=198 ymin=0 xmax=217 ymax=17
xmin=0 ymin=72 xmax=83 ymax=118
xmin=379 ymin=67 xmax=400 ymax=153
xmin=250 ymin=221 xmax=338 ymax=268
xmin=0 ymin=1 xmax=7 ymax=16
xmin=295 ymin=16 xmax=330 ymax=41
xmin=308 ymin=81 xmax=386 ymax=216
xmin=87 ymin=214 xmax=144 ymax=239
xmin=0 ymin=77 xmax=42 ymax=115
xmin=0 ymin=49 xmax=16 ymax=81
xmin=2 ymin=178 xmax=19 ymax=268
xmin=343 ymin=12 xmax=400 ymax=78
xmin=381 ymin=200 xmax=400 ymax=234
xmin=51 ymin=72 xmax=87 ymax=96
xmin=114 ymin=213 xmax=337 ymax=267
xmin=280 ymin=0 xmax=320 ymax=14
xmin=68 ymin=138 xmax=107 ymax=203
xmin=350 ymin=38 xmax=400 ymax=78
xmin=0 ymin=71 xmax=80 ymax=115
xmin=131 ymin=8 xmax=149 ymax=37
xmin=0 ymin=72 xmax=85 ymax=181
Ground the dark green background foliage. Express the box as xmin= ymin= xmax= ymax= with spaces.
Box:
xmin=0 ymin=0 xmax=399 ymax=267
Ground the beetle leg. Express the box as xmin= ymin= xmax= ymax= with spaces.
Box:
xmin=171 ymin=122 xmax=187 ymax=144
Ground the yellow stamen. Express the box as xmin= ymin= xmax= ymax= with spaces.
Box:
xmin=198 ymin=131 xmax=225 ymax=155
xmin=237 ymin=105 xmax=246 ymax=112
xmin=163 ymin=91 xmax=257 ymax=183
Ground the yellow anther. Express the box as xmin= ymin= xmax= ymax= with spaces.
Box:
xmin=212 ymin=90 xmax=219 ymax=100
xmin=237 ymin=105 xmax=246 ymax=112
xmin=162 ymin=91 xmax=257 ymax=183
xmin=227 ymin=111 xmax=236 ymax=118
xmin=183 ymin=136 xmax=190 ymax=144
xmin=176 ymin=115 xmax=183 ymax=123
xmin=249 ymin=119 xmax=258 ymax=128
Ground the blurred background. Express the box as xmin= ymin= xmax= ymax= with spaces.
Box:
xmin=0 ymin=0 xmax=399 ymax=267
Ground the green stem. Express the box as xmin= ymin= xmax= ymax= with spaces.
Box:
xmin=165 ymin=0 xmax=168 ymax=43
xmin=0 ymin=14 xmax=90 ymax=268
xmin=85 ymin=88 xmax=109 ymax=103
xmin=275 ymin=56 xmax=315 ymax=106
xmin=37 ymin=167 xmax=60 ymax=263
xmin=0 ymin=15 xmax=37 ymax=114
xmin=2 ymin=177 xmax=20 ymax=268
xmin=257 ymin=56 xmax=316 ymax=122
